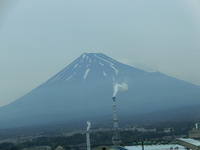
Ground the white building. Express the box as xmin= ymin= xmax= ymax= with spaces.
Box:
xmin=125 ymin=144 xmax=185 ymax=150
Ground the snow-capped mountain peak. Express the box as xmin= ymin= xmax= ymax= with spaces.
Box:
xmin=47 ymin=53 xmax=131 ymax=83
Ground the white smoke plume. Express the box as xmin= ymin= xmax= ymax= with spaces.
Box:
xmin=87 ymin=121 xmax=91 ymax=131
xmin=113 ymin=83 xmax=128 ymax=97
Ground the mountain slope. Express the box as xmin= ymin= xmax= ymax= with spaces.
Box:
xmin=1 ymin=53 xmax=200 ymax=128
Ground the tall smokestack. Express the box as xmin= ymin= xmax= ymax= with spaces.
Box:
xmin=112 ymin=96 xmax=121 ymax=145
xmin=111 ymin=83 xmax=128 ymax=145
xmin=86 ymin=122 xmax=91 ymax=150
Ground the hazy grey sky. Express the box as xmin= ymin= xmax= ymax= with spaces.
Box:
xmin=0 ymin=0 xmax=200 ymax=107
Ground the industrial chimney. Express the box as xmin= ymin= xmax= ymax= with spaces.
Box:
xmin=86 ymin=122 xmax=91 ymax=150
xmin=112 ymin=97 xmax=121 ymax=145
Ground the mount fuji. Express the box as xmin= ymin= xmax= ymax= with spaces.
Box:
xmin=1 ymin=53 xmax=200 ymax=128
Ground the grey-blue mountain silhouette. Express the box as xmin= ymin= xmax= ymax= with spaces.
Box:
xmin=1 ymin=53 xmax=200 ymax=128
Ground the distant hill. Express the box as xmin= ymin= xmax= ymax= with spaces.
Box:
xmin=1 ymin=53 xmax=200 ymax=128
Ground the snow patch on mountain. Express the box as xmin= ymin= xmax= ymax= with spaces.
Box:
xmin=73 ymin=64 xmax=78 ymax=70
xmin=82 ymin=54 xmax=86 ymax=59
xmin=94 ymin=54 xmax=119 ymax=75
xmin=49 ymin=75 xmax=61 ymax=83
xmin=99 ymin=62 xmax=104 ymax=66
xmin=94 ymin=54 xmax=114 ymax=65
xmin=66 ymin=72 xmax=77 ymax=81
xmin=66 ymin=75 xmax=73 ymax=81
xmin=110 ymin=64 xmax=119 ymax=75
xmin=103 ymin=71 xmax=107 ymax=77
xmin=84 ymin=69 xmax=90 ymax=80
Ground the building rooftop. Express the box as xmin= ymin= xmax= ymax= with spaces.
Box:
xmin=178 ymin=138 xmax=200 ymax=146
xmin=125 ymin=144 xmax=185 ymax=150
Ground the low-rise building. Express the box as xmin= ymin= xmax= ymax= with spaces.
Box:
xmin=189 ymin=123 xmax=200 ymax=140
xmin=189 ymin=129 xmax=200 ymax=139
xmin=177 ymin=138 xmax=200 ymax=150
xmin=22 ymin=146 xmax=52 ymax=150
xmin=55 ymin=146 xmax=65 ymax=150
